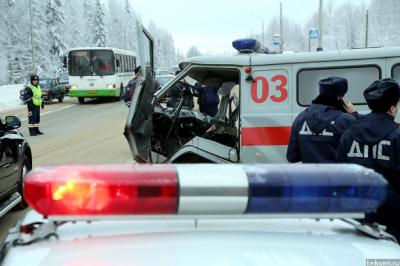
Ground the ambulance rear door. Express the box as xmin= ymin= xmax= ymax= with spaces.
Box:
xmin=240 ymin=64 xmax=293 ymax=163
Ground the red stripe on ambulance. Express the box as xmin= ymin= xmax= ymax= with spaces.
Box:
xmin=242 ymin=126 xmax=292 ymax=146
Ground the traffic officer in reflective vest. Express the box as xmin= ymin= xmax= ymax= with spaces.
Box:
xmin=23 ymin=74 xmax=44 ymax=136
xmin=338 ymin=78 xmax=400 ymax=241
xmin=286 ymin=76 xmax=357 ymax=163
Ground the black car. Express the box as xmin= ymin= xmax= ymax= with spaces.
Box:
xmin=0 ymin=115 xmax=32 ymax=213
xmin=20 ymin=77 xmax=65 ymax=103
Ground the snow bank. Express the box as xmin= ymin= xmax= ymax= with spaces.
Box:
xmin=0 ymin=84 xmax=25 ymax=112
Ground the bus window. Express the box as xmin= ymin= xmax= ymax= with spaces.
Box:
xmin=93 ymin=50 xmax=114 ymax=75
xmin=69 ymin=51 xmax=91 ymax=76
xmin=69 ymin=50 xmax=115 ymax=76
xmin=297 ymin=65 xmax=381 ymax=106
xmin=115 ymin=55 xmax=120 ymax=72
xmin=129 ymin=57 xmax=133 ymax=71
xmin=122 ymin=56 xmax=126 ymax=72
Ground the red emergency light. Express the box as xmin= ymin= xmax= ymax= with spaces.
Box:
xmin=24 ymin=165 xmax=178 ymax=216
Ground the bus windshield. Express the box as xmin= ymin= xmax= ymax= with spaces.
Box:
xmin=69 ymin=50 xmax=115 ymax=76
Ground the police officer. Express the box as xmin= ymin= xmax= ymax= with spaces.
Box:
xmin=23 ymin=74 xmax=44 ymax=136
xmin=338 ymin=78 xmax=400 ymax=241
xmin=286 ymin=76 xmax=356 ymax=163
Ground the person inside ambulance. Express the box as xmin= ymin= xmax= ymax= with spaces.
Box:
xmin=338 ymin=78 xmax=400 ymax=241
xmin=286 ymin=76 xmax=356 ymax=163
xmin=193 ymin=79 xmax=220 ymax=117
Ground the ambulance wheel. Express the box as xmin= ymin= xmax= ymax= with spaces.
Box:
xmin=78 ymin=97 xmax=84 ymax=104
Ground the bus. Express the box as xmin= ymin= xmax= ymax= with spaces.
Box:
xmin=68 ymin=47 xmax=136 ymax=103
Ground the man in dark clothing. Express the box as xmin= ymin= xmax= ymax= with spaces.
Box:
xmin=194 ymin=82 xmax=220 ymax=117
xmin=338 ymin=78 xmax=400 ymax=241
xmin=23 ymin=75 xmax=44 ymax=136
xmin=286 ymin=76 xmax=356 ymax=163
xmin=124 ymin=66 xmax=142 ymax=107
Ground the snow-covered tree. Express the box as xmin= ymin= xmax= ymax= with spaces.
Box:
xmin=46 ymin=0 xmax=67 ymax=74
xmin=325 ymin=3 xmax=365 ymax=50
xmin=186 ymin=46 xmax=202 ymax=58
xmin=4 ymin=0 xmax=25 ymax=83
xmin=175 ymin=49 xmax=185 ymax=64
xmin=31 ymin=0 xmax=52 ymax=75
xmin=63 ymin=0 xmax=84 ymax=48
xmin=368 ymin=0 xmax=400 ymax=47
xmin=160 ymin=32 xmax=177 ymax=67
xmin=107 ymin=0 xmax=124 ymax=49
xmin=124 ymin=0 xmax=138 ymax=53
xmin=83 ymin=0 xmax=96 ymax=46
xmin=264 ymin=16 xmax=307 ymax=53
xmin=93 ymin=0 xmax=108 ymax=47
xmin=147 ymin=21 xmax=176 ymax=68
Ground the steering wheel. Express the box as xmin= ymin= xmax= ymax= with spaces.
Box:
xmin=177 ymin=80 xmax=195 ymax=96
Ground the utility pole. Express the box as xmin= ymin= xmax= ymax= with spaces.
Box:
xmin=280 ymin=1 xmax=283 ymax=52
xmin=365 ymin=9 xmax=369 ymax=48
xmin=124 ymin=24 xmax=127 ymax=50
xmin=318 ymin=0 xmax=323 ymax=51
xmin=261 ymin=21 xmax=265 ymax=45
xmin=29 ymin=0 xmax=35 ymax=73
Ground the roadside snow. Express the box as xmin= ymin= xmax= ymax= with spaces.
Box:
xmin=0 ymin=84 xmax=25 ymax=112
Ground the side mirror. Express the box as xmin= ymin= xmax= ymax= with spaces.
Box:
xmin=5 ymin=116 xmax=21 ymax=130
xmin=116 ymin=59 xmax=120 ymax=68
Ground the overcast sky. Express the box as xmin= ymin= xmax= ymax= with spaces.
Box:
xmin=132 ymin=0 xmax=370 ymax=55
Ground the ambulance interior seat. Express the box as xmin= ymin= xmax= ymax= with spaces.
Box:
xmin=213 ymin=81 xmax=236 ymax=123
xmin=229 ymin=101 xmax=239 ymax=128
xmin=203 ymin=81 xmax=239 ymax=148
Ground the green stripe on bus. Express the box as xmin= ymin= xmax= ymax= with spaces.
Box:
xmin=69 ymin=89 xmax=120 ymax=97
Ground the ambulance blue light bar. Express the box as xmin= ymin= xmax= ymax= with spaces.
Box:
xmin=24 ymin=164 xmax=387 ymax=217
xmin=232 ymin=38 xmax=269 ymax=54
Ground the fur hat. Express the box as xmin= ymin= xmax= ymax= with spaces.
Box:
xmin=364 ymin=78 xmax=400 ymax=112
xmin=319 ymin=76 xmax=348 ymax=98
xmin=30 ymin=75 xmax=39 ymax=82
xmin=134 ymin=66 xmax=142 ymax=74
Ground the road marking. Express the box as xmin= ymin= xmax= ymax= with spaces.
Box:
xmin=21 ymin=104 xmax=75 ymax=122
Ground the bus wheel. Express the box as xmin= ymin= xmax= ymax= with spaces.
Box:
xmin=78 ymin=97 xmax=84 ymax=104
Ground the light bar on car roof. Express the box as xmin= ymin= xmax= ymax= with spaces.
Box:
xmin=24 ymin=164 xmax=387 ymax=217
xmin=232 ymin=38 xmax=269 ymax=54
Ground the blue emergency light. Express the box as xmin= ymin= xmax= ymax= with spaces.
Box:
xmin=246 ymin=165 xmax=387 ymax=213
xmin=232 ymin=38 xmax=269 ymax=54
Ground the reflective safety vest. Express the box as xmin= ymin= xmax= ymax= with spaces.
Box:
xmin=27 ymin=83 xmax=42 ymax=106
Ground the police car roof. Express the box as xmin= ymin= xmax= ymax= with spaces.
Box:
xmin=183 ymin=47 xmax=400 ymax=67
xmin=2 ymin=210 xmax=399 ymax=266
xmin=2 ymin=164 xmax=400 ymax=265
